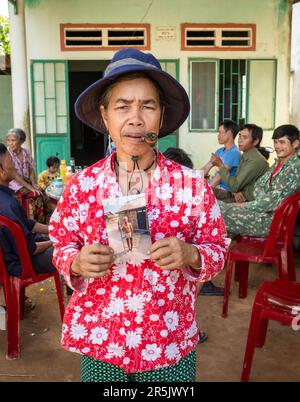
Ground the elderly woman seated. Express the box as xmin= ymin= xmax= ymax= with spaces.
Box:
xmin=6 ymin=128 xmax=52 ymax=224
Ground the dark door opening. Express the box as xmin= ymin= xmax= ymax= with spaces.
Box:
xmin=68 ymin=64 xmax=109 ymax=167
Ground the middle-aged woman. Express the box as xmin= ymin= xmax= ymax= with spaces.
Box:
xmin=6 ymin=128 xmax=52 ymax=223
xmin=49 ymin=48 xmax=230 ymax=382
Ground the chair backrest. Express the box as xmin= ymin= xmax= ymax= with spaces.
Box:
xmin=0 ymin=214 xmax=36 ymax=280
xmin=263 ymin=190 xmax=300 ymax=257
xmin=0 ymin=246 xmax=6 ymax=283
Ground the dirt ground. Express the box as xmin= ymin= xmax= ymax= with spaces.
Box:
xmin=0 ymin=261 xmax=299 ymax=382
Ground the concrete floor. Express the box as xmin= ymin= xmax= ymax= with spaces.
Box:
xmin=0 ymin=262 xmax=299 ymax=382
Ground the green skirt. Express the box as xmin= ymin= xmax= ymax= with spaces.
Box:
xmin=81 ymin=350 xmax=196 ymax=382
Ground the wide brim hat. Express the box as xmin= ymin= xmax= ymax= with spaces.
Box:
xmin=75 ymin=48 xmax=190 ymax=137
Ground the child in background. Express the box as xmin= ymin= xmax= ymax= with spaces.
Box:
xmin=38 ymin=156 xmax=60 ymax=190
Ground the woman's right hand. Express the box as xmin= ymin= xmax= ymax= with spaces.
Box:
xmin=70 ymin=244 xmax=115 ymax=279
xmin=28 ymin=184 xmax=42 ymax=196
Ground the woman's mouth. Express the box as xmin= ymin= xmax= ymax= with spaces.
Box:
xmin=123 ymin=133 xmax=145 ymax=143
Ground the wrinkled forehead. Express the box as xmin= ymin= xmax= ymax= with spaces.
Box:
xmin=239 ymin=128 xmax=251 ymax=138
xmin=6 ymin=133 xmax=19 ymax=140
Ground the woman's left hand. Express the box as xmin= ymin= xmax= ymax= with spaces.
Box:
xmin=32 ymin=183 xmax=42 ymax=195
xmin=149 ymin=237 xmax=201 ymax=271
xmin=32 ymin=183 xmax=41 ymax=190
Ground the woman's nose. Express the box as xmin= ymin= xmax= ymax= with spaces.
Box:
xmin=128 ymin=108 xmax=144 ymax=126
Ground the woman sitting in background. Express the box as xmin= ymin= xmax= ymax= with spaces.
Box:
xmin=6 ymin=128 xmax=52 ymax=224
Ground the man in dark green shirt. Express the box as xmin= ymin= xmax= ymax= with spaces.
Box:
xmin=211 ymin=124 xmax=269 ymax=202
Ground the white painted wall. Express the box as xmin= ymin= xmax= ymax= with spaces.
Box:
xmin=23 ymin=0 xmax=292 ymax=167
xmin=9 ymin=0 xmax=31 ymax=150
xmin=291 ymin=2 xmax=300 ymax=129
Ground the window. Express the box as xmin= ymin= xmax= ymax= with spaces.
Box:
xmin=190 ymin=60 xmax=217 ymax=130
xmin=219 ymin=60 xmax=246 ymax=123
xmin=189 ymin=59 xmax=276 ymax=131
xmin=60 ymin=24 xmax=150 ymax=51
xmin=182 ymin=24 xmax=256 ymax=51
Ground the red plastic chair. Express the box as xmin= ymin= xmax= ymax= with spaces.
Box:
xmin=0 ymin=214 xmax=65 ymax=359
xmin=222 ymin=190 xmax=300 ymax=318
xmin=241 ymin=279 xmax=300 ymax=382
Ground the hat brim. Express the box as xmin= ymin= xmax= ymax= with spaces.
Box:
xmin=74 ymin=65 xmax=190 ymax=138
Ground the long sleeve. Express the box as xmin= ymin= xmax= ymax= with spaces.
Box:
xmin=244 ymin=157 xmax=300 ymax=213
xmin=219 ymin=152 xmax=268 ymax=195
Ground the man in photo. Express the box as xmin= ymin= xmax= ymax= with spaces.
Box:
xmin=121 ymin=216 xmax=133 ymax=251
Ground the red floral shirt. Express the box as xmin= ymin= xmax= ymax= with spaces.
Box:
xmin=49 ymin=152 xmax=230 ymax=373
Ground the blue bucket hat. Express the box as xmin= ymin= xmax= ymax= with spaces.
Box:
xmin=75 ymin=48 xmax=190 ymax=137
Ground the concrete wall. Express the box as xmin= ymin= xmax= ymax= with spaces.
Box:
xmin=0 ymin=74 xmax=13 ymax=143
xmin=23 ymin=0 xmax=292 ymax=167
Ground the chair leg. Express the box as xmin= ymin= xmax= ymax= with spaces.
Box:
xmin=241 ymin=302 xmax=264 ymax=382
xmin=222 ymin=259 xmax=234 ymax=318
xmin=256 ymin=318 xmax=269 ymax=348
xmin=53 ymin=273 xmax=65 ymax=321
xmin=20 ymin=287 xmax=25 ymax=320
xmin=238 ymin=261 xmax=249 ymax=299
xmin=234 ymin=264 xmax=240 ymax=282
xmin=5 ymin=279 xmax=21 ymax=359
xmin=287 ymin=245 xmax=296 ymax=281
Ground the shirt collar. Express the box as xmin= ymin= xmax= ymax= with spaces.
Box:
xmin=242 ymin=147 xmax=259 ymax=160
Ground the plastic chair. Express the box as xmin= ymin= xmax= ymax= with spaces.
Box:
xmin=0 ymin=214 xmax=65 ymax=359
xmin=222 ymin=190 xmax=300 ymax=317
xmin=241 ymin=279 xmax=300 ymax=382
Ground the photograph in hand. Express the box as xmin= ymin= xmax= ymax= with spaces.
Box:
xmin=102 ymin=193 xmax=152 ymax=264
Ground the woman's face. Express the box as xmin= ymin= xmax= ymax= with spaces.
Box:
xmin=6 ymin=134 xmax=22 ymax=152
xmin=100 ymin=77 xmax=162 ymax=160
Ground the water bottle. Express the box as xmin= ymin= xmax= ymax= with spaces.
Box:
xmin=0 ymin=306 xmax=6 ymax=331
xmin=70 ymin=157 xmax=76 ymax=174
xmin=65 ymin=166 xmax=73 ymax=182
xmin=60 ymin=159 xmax=67 ymax=183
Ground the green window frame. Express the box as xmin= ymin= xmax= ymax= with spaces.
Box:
xmin=158 ymin=59 xmax=180 ymax=151
xmin=189 ymin=58 xmax=219 ymax=131
xmin=219 ymin=59 xmax=246 ymax=123
xmin=31 ymin=60 xmax=70 ymax=136
xmin=31 ymin=60 xmax=70 ymax=174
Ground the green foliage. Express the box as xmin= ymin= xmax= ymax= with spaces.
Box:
xmin=0 ymin=16 xmax=10 ymax=56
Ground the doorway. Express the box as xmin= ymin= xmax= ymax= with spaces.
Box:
xmin=68 ymin=60 xmax=110 ymax=167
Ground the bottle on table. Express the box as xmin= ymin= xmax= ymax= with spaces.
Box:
xmin=60 ymin=159 xmax=67 ymax=183
xmin=70 ymin=157 xmax=76 ymax=174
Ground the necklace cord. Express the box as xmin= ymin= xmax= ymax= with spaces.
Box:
xmin=115 ymin=152 xmax=157 ymax=194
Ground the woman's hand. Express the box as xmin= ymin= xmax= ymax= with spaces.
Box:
xmin=29 ymin=185 xmax=42 ymax=196
xmin=149 ymin=237 xmax=201 ymax=271
xmin=70 ymin=244 xmax=115 ymax=279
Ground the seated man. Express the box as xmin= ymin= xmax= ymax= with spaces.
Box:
xmin=201 ymin=120 xmax=241 ymax=194
xmin=219 ymin=125 xmax=300 ymax=237
xmin=163 ymin=147 xmax=224 ymax=301
xmin=0 ymin=143 xmax=56 ymax=308
xmin=211 ymin=124 xmax=269 ymax=203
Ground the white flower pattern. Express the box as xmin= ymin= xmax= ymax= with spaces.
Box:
xmin=49 ymin=152 xmax=229 ymax=374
